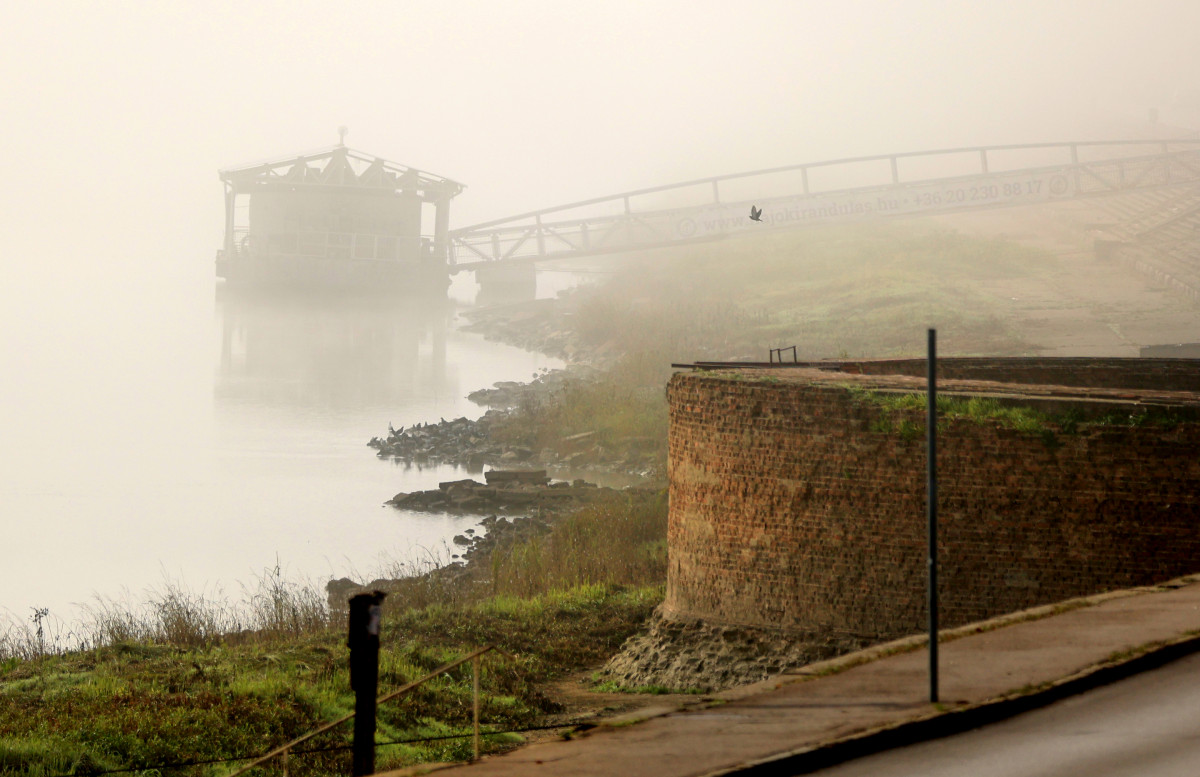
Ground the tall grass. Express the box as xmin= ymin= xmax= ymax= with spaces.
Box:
xmin=338 ymin=545 xmax=481 ymax=615
xmin=0 ymin=608 xmax=85 ymax=662
xmin=489 ymin=493 xmax=668 ymax=597
xmin=487 ymin=370 xmax=668 ymax=456
xmin=0 ymin=582 xmax=662 ymax=777
xmin=82 ymin=582 xmax=237 ymax=649
xmin=1 ymin=563 xmax=332 ymax=660
xmin=1 ymin=488 xmax=670 ymax=661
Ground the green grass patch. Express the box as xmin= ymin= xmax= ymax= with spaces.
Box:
xmin=1094 ymin=408 xmax=1189 ymax=428
xmin=0 ymin=584 xmax=661 ymax=776
xmin=0 ymin=488 xmax=669 ymax=776
xmin=849 ymin=389 xmax=1068 ymax=446
xmin=846 ymin=388 xmax=1193 ymax=450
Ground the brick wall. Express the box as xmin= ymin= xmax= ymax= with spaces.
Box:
xmin=665 ymin=365 xmax=1200 ymax=640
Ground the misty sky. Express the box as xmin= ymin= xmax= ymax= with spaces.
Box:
xmin=1 ymin=0 xmax=1199 ymax=620
xmin=1 ymin=0 xmax=1199 ymax=397
xmin=2 ymin=0 xmax=1199 ymax=262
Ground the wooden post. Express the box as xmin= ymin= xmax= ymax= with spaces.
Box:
xmin=348 ymin=591 xmax=386 ymax=776
xmin=472 ymin=655 xmax=481 ymax=761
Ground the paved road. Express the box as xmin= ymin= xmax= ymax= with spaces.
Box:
xmin=807 ymin=651 xmax=1200 ymax=777
xmin=413 ymin=580 xmax=1200 ymax=777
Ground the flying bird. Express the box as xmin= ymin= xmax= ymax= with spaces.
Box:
xmin=749 ymin=206 xmax=763 ymax=222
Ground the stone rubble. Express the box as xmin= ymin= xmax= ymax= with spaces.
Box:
xmin=597 ymin=607 xmax=869 ymax=692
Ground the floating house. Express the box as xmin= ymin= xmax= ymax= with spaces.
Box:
xmin=217 ymin=137 xmax=463 ymax=290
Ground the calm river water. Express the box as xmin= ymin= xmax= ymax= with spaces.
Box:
xmin=0 ymin=270 xmax=586 ymax=631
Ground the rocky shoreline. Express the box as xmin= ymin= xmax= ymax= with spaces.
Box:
xmin=368 ymin=377 xmax=659 ymax=478
xmin=343 ymin=298 xmax=663 ymax=613
xmin=387 ymin=468 xmax=629 ymax=516
xmin=367 ymin=377 xmax=663 ymax=588
xmin=340 ymin=290 xmax=849 ymax=693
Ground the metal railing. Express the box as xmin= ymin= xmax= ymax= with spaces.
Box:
xmin=226 ymin=644 xmax=514 ymax=777
xmin=769 ymin=346 xmax=798 ymax=364
xmin=449 ymin=139 xmax=1200 ymax=266
xmin=223 ymin=229 xmax=433 ymax=263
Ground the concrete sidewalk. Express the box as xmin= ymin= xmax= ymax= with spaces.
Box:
xmin=390 ymin=575 xmax=1200 ymax=777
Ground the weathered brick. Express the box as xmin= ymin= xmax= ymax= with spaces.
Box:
xmin=664 ymin=359 xmax=1200 ymax=642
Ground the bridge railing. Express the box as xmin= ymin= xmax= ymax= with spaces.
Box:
xmin=449 ymin=140 xmax=1200 ymax=267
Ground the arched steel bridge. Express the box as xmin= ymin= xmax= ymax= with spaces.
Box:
xmin=448 ymin=139 xmax=1200 ymax=269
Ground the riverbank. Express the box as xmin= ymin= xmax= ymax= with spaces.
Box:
xmin=1 ymin=471 xmax=669 ymax=774
xmin=369 ymin=395 xmax=661 ymax=480
xmin=0 ymin=582 xmax=665 ymax=775
xmin=5 ymin=219 xmax=1187 ymax=775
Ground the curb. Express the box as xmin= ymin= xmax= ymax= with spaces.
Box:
xmin=711 ymin=631 xmax=1200 ymax=776
xmin=715 ymin=579 xmax=1197 ymax=707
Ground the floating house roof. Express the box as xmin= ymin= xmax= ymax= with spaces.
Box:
xmin=219 ymin=144 xmax=464 ymax=201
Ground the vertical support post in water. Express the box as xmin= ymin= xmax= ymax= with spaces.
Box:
xmin=349 ymin=591 xmax=387 ymax=776
xmin=472 ymin=654 xmax=481 ymax=761
xmin=927 ymin=328 xmax=939 ymax=704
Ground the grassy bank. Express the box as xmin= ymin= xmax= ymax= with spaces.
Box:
xmin=1 ymin=585 xmax=661 ymax=776
xmin=566 ymin=223 xmax=1044 ymax=365
xmin=487 ymin=223 xmax=1047 ymax=468
xmin=2 ymin=223 xmax=1055 ymax=774
xmin=0 ymin=494 xmax=668 ymax=776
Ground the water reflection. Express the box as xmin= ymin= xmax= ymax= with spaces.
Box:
xmin=1 ymin=282 xmax=564 ymax=625
xmin=206 ymin=285 xmax=570 ymax=580
xmin=216 ymin=287 xmax=456 ymax=414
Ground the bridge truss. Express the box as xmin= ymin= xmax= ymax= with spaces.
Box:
xmin=448 ymin=140 xmax=1200 ymax=269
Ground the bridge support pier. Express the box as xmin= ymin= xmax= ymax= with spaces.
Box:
xmin=473 ymin=262 xmax=537 ymax=305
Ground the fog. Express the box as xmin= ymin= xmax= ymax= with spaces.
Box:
xmin=4 ymin=1 xmax=1199 ymax=254
xmin=2 ymin=0 xmax=1198 ymax=622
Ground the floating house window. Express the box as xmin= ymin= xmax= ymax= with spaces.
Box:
xmin=354 ymin=235 xmax=376 ymax=259
xmin=377 ymin=236 xmax=397 ymax=261
xmin=298 ymin=232 xmax=324 ymax=256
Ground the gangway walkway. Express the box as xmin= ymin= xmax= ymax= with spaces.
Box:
xmin=1095 ymin=184 xmax=1200 ymax=300
xmin=449 ymin=140 xmax=1200 ymax=269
